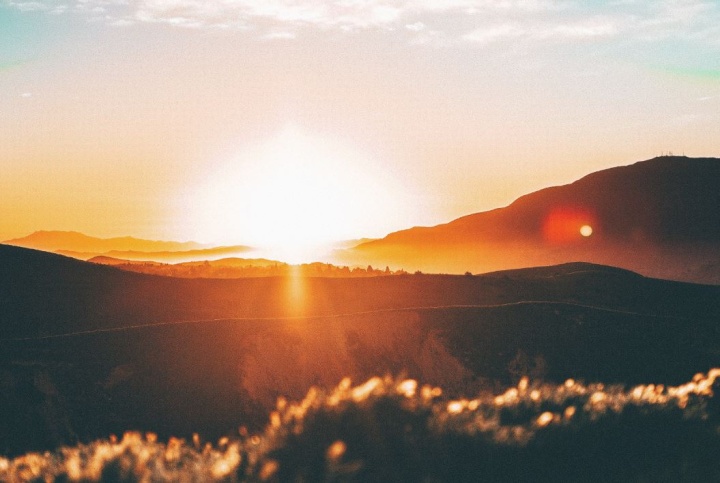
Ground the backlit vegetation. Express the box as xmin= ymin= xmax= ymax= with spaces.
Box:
xmin=1 ymin=369 xmax=719 ymax=481
xmin=95 ymin=260 xmax=407 ymax=279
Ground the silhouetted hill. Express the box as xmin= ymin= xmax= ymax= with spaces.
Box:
xmin=347 ymin=156 xmax=720 ymax=283
xmin=2 ymin=244 xmax=719 ymax=339
xmin=87 ymin=256 xmax=162 ymax=266
xmin=364 ymin=156 xmax=720 ymax=244
xmin=2 ymin=231 xmax=205 ymax=253
xmin=2 ymin=244 xmax=720 ymax=455
xmin=56 ymin=245 xmax=254 ymax=262
xmin=87 ymin=255 xmax=281 ymax=268
xmin=2 ymin=231 xmax=254 ymax=263
xmin=88 ymin=255 xmax=401 ymax=278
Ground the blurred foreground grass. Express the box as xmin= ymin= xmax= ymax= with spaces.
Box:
xmin=2 ymin=369 xmax=719 ymax=482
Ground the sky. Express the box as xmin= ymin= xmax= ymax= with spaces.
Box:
xmin=1 ymin=0 xmax=719 ymax=257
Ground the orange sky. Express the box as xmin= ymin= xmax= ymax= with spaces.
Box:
xmin=1 ymin=1 xmax=719 ymax=259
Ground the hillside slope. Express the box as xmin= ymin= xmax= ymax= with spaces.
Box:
xmin=2 ymin=244 xmax=718 ymax=339
xmin=1 ymin=245 xmax=720 ymax=455
xmin=347 ymin=156 xmax=720 ymax=283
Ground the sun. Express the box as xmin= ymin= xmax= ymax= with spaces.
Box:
xmin=186 ymin=129 xmax=406 ymax=262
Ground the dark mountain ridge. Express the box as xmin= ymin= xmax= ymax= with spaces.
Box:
xmin=363 ymin=156 xmax=720 ymax=245
xmin=349 ymin=156 xmax=720 ymax=282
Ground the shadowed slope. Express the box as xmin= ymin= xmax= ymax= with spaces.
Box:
xmin=2 ymin=244 xmax=719 ymax=339
xmin=348 ymin=157 xmax=720 ymax=283
xmin=1 ymin=244 xmax=720 ymax=455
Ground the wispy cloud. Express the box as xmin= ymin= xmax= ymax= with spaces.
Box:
xmin=632 ymin=0 xmax=719 ymax=41
xmin=131 ymin=0 xmax=407 ymax=30
xmin=4 ymin=0 xmax=720 ymax=51
xmin=462 ymin=17 xmax=617 ymax=45
xmin=263 ymin=30 xmax=297 ymax=40
xmin=0 ymin=0 xmax=569 ymax=31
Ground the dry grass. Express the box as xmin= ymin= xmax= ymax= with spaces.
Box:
xmin=2 ymin=369 xmax=719 ymax=482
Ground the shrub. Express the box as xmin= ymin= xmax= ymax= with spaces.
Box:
xmin=1 ymin=370 xmax=719 ymax=481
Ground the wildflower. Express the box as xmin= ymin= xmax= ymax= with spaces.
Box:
xmin=537 ymin=412 xmax=554 ymax=427
xmin=326 ymin=440 xmax=347 ymax=462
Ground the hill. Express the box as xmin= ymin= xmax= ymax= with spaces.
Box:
xmin=87 ymin=255 xmax=401 ymax=278
xmin=2 ymin=231 xmax=205 ymax=253
xmin=1 ymin=244 xmax=719 ymax=455
xmin=2 ymin=231 xmax=254 ymax=262
xmin=2 ymin=244 xmax=719 ymax=339
xmin=344 ymin=156 xmax=720 ymax=283
xmin=56 ymin=245 xmax=254 ymax=262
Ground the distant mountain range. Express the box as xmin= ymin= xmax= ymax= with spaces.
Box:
xmin=342 ymin=156 xmax=720 ymax=284
xmin=3 ymin=156 xmax=719 ymax=282
xmin=55 ymin=246 xmax=255 ymax=263
xmin=2 ymin=231 xmax=205 ymax=253
xmin=2 ymin=231 xmax=252 ymax=262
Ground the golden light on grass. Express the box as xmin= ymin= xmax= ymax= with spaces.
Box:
xmin=536 ymin=411 xmax=555 ymax=427
xmin=284 ymin=264 xmax=306 ymax=316
xmin=447 ymin=401 xmax=465 ymax=414
xmin=563 ymin=406 xmax=577 ymax=420
xmin=326 ymin=440 xmax=347 ymax=462
xmin=2 ymin=370 xmax=720 ymax=481
xmin=397 ymin=379 xmax=418 ymax=398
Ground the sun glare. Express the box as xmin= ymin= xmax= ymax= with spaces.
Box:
xmin=186 ymin=128 xmax=405 ymax=263
xmin=543 ymin=207 xmax=596 ymax=244
xmin=284 ymin=264 xmax=306 ymax=315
